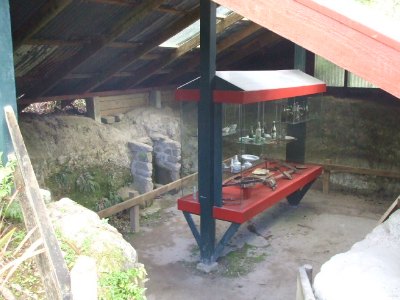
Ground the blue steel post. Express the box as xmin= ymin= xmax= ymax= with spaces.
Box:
xmin=198 ymin=0 xmax=220 ymax=264
xmin=0 ymin=0 xmax=17 ymax=162
xmin=286 ymin=45 xmax=307 ymax=163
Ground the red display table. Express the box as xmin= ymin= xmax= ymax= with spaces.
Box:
xmin=178 ymin=162 xmax=322 ymax=224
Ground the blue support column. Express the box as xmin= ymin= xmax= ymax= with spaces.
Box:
xmin=286 ymin=45 xmax=307 ymax=163
xmin=198 ymin=0 xmax=221 ymax=264
xmin=0 ymin=0 xmax=17 ymax=161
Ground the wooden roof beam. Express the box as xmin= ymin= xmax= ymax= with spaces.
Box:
xmin=25 ymin=0 xmax=164 ymax=98
xmin=18 ymin=85 xmax=176 ymax=105
xmin=156 ymin=4 xmax=187 ymax=15
xmin=25 ymin=38 xmax=142 ymax=48
xmin=218 ymin=31 xmax=283 ymax=67
xmin=13 ymin=0 xmax=73 ymax=51
xmin=75 ymin=7 xmax=201 ymax=93
xmin=124 ymin=12 xmax=244 ymax=88
xmin=213 ymin=0 xmax=400 ymax=98
xmin=161 ymin=22 xmax=263 ymax=85
xmin=83 ymin=0 xmax=137 ymax=6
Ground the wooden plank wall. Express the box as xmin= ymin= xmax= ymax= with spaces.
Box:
xmin=87 ymin=89 xmax=176 ymax=122
xmin=95 ymin=92 xmax=150 ymax=117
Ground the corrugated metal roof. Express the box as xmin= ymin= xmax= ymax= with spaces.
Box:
xmin=10 ymin=0 xmax=291 ymax=101
xmin=19 ymin=45 xmax=82 ymax=79
xmin=32 ymin=1 xmax=131 ymax=41
xmin=72 ymin=47 xmax=129 ymax=74
xmin=116 ymin=11 xmax=177 ymax=43
xmin=10 ymin=0 xmax=47 ymax=32
xmin=14 ymin=45 xmax=59 ymax=77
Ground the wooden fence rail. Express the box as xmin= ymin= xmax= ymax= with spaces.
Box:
xmin=319 ymin=162 xmax=400 ymax=194
xmin=5 ymin=106 xmax=72 ymax=300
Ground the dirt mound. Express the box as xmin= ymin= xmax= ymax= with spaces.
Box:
xmin=19 ymin=105 xmax=180 ymax=208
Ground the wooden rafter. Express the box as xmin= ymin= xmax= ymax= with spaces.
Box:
xmin=218 ymin=30 xmax=283 ymax=68
xmin=156 ymin=4 xmax=187 ymax=15
xmin=18 ymin=85 xmax=176 ymax=105
xmin=25 ymin=0 xmax=165 ymax=98
xmin=161 ymin=22 xmax=263 ymax=85
xmin=13 ymin=0 xmax=73 ymax=51
xmin=124 ymin=13 xmax=244 ymax=88
xmin=83 ymin=0 xmax=137 ymax=5
xmin=75 ymin=7 xmax=201 ymax=93
xmin=25 ymin=38 xmax=142 ymax=48
xmin=213 ymin=0 xmax=400 ymax=98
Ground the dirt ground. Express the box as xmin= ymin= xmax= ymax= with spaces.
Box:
xmin=117 ymin=186 xmax=389 ymax=300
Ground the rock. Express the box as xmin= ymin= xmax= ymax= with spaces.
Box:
xmin=150 ymin=132 xmax=167 ymax=141
xmin=128 ymin=141 xmax=153 ymax=153
xmin=132 ymin=161 xmax=152 ymax=172
xmin=101 ymin=116 xmax=115 ymax=124
xmin=128 ymin=190 xmax=140 ymax=198
xmin=133 ymin=175 xmax=153 ymax=194
xmin=115 ymin=114 xmax=124 ymax=122
xmin=40 ymin=188 xmax=52 ymax=204
xmin=139 ymin=201 xmax=161 ymax=217
xmin=47 ymin=198 xmax=137 ymax=273
xmin=135 ymin=152 xmax=152 ymax=163
xmin=57 ymin=155 xmax=68 ymax=165
xmin=313 ymin=210 xmax=400 ymax=300
xmin=137 ymin=137 xmax=152 ymax=145
xmin=117 ymin=186 xmax=139 ymax=200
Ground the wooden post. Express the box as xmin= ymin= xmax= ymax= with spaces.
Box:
xmin=70 ymin=256 xmax=97 ymax=300
xmin=323 ymin=159 xmax=332 ymax=194
xmin=5 ymin=106 xmax=71 ymax=300
xmin=129 ymin=205 xmax=140 ymax=232
xmin=85 ymin=97 xmax=100 ymax=122
xmin=296 ymin=264 xmax=316 ymax=300
xmin=322 ymin=169 xmax=330 ymax=194
xmin=378 ymin=196 xmax=400 ymax=224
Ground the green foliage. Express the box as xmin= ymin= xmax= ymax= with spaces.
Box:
xmin=0 ymin=192 xmax=44 ymax=293
xmin=2 ymin=201 xmax=23 ymax=222
xmin=221 ymin=243 xmax=267 ymax=277
xmin=54 ymin=169 xmax=72 ymax=188
xmin=47 ymin=166 xmax=132 ymax=210
xmin=0 ymin=154 xmax=23 ymax=222
xmin=0 ymin=153 xmax=16 ymax=200
xmin=99 ymin=266 xmax=147 ymax=300
xmin=76 ymin=172 xmax=100 ymax=193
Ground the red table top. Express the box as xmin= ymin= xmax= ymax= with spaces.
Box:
xmin=178 ymin=162 xmax=322 ymax=223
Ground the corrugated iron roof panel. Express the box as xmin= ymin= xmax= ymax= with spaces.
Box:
xmin=10 ymin=0 xmax=47 ymax=33
xmin=116 ymin=11 xmax=176 ymax=43
xmin=19 ymin=45 xmax=81 ymax=79
xmin=72 ymin=47 xmax=129 ymax=74
xmin=32 ymin=1 xmax=131 ymax=41
xmin=14 ymin=45 xmax=59 ymax=77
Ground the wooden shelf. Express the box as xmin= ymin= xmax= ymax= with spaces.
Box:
xmin=178 ymin=162 xmax=322 ymax=223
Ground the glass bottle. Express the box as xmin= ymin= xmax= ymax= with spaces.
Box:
xmin=255 ymin=122 xmax=262 ymax=143
xmin=271 ymin=121 xmax=277 ymax=139
xmin=249 ymin=125 xmax=254 ymax=138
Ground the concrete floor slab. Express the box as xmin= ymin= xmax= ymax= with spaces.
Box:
xmin=121 ymin=189 xmax=388 ymax=300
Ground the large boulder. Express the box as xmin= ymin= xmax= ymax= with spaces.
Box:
xmin=313 ymin=210 xmax=400 ymax=300
xmin=47 ymin=198 xmax=138 ymax=273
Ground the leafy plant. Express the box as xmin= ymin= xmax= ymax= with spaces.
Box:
xmin=2 ymin=201 xmax=23 ymax=223
xmin=0 ymin=153 xmax=16 ymax=200
xmin=54 ymin=170 xmax=72 ymax=189
xmin=0 ymin=191 xmax=44 ymax=298
xmin=76 ymin=172 xmax=100 ymax=193
xmin=99 ymin=266 xmax=147 ymax=300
